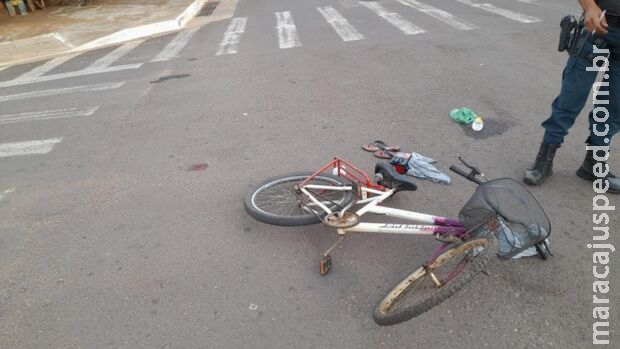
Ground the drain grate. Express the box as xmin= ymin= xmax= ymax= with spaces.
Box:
xmin=196 ymin=1 xmax=219 ymax=16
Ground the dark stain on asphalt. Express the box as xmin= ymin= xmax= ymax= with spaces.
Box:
xmin=150 ymin=74 xmax=191 ymax=84
xmin=188 ymin=163 xmax=208 ymax=172
xmin=461 ymin=118 xmax=514 ymax=139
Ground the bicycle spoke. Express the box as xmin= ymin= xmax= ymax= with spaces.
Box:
xmin=387 ymin=245 xmax=479 ymax=312
xmin=249 ymin=173 xmax=352 ymax=221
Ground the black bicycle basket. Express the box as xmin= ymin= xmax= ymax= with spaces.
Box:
xmin=458 ymin=178 xmax=551 ymax=259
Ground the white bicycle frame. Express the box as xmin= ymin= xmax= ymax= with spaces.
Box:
xmin=299 ymin=184 xmax=465 ymax=237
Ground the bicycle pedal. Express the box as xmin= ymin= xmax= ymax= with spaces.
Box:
xmin=320 ymin=255 xmax=332 ymax=275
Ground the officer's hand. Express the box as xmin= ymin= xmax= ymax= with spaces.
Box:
xmin=584 ymin=6 xmax=608 ymax=35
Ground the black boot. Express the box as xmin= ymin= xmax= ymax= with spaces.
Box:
xmin=576 ymin=149 xmax=620 ymax=194
xmin=523 ymin=143 xmax=561 ymax=186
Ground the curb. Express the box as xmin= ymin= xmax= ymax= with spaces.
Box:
xmin=0 ymin=0 xmax=209 ymax=68
xmin=76 ymin=0 xmax=208 ymax=51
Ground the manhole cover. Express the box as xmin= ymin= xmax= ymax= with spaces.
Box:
xmin=196 ymin=1 xmax=219 ymax=16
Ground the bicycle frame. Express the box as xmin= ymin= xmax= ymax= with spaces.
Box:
xmin=301 ymin=183 xmax=466 ymax=237
xmin=294 ymin=157 xmax=480 ymax=274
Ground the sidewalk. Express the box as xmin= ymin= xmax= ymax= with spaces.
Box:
xmin=0 ymin=0 xmax=218 ymax=67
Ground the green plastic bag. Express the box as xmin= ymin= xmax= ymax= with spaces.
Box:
xmin=449 ymin=107 xmax=477 ymax=125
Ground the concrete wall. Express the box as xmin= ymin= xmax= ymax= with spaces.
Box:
xmin=45 ymin=1 xmax=102 ymax=5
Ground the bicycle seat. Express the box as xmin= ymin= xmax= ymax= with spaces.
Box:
xmin=374 ymin=162 xmax=417 ymax=192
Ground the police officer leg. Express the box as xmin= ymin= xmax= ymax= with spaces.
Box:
xmin=524 ymin=53 xmax=599 ymax=185
xmin=577 ymin=51 xmax=620 ymax=193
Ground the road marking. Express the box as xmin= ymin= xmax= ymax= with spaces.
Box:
xmin=0 ymin=107 xmax=99 ymax=125
xmin=0 ymin=138 xmax=63 ymax=158
xmin=275 ymin=11 xmax=302 ymax=49
xmin=359 ymin=1 xmax=426 ymax=35
xmin=16 ymin=53 xmax=80 ymax=80
xmin=454 ymin=0 xmax=540 ymax=23
xmin=318 ymin=6 xmax=365 ymax=41
xmin=339 ymin=0 xmax=360 ymax=7
xmin=0 ymin=188 xmax=15 ymax=201
xmin=395 ymin=0 xmax=478 ymax=31
xmin=87 ymin=40 xmax=144 ymax=70
xmin=0 ymin=82 xmax=124 ymax=103
xmin=152 ymin=27 xmax=201 ymax=62
xmin=0 ymin=64 xmax=140 ymax=89
xmin=216 ymin=17 xmax=248 ymax=55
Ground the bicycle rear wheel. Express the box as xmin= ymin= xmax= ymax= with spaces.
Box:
xmin=373 ymin=238 xmax=495 ymax=326
xmin=244 ymin=172 xmax=354 ymax=226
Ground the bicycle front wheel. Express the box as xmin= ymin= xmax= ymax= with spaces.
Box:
xmin=373 ymin=238 xmax=495 ymax=326
xmin=244 ymin=172 xmax=354 ymax=226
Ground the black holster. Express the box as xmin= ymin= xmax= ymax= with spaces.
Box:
xmin=558 ymin=15 xmax=580 ymax=52
xmin=559 ymin=14 xmax=617 ymax=62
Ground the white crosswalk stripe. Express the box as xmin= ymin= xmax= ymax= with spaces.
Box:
xmin=216 ymin=17 xmax=248 ymax=55
xmin=16 ymin=53 xmax=80 ymax=80
xmin=0 ymin=82 xmax=124 ymax=103
xmin=0 ymin=188 xmax=15 ymax=201
xmin=454 ymin=0 xmax=540 ymax=23
xmin=0 ymin=1 xmax=547 ymax=85
xmin=0 ymin=107 xmax=99 ymax=125
xmin=275 ymin=11 xmax=302 ymax=49
xmin=395 ymin=0 xmax=478 ymax=31
xmin=318 ymin=6 xmax=365 ymax=41
xmin=360 ymin=1 xmax=426 ymax=35
xmin=0 ymin=64 xmax=140 ymax=89
xmin=87 ymin=40 xmax=144 ymax=70
xmin=152 ymin=27 xmax=201 ymax=62
xmin=0 ymin=138 xmax=63 ymax=158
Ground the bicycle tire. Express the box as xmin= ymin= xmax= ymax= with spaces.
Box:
xmin=373 ymin=238 xmax=495 ymax=326
xmin=244 ymin=172 xmax=354 ymax=226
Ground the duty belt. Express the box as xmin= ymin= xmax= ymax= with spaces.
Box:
xmin=606 ymin=13 xmax=620 ymax=28
xmin=584 ymin=34 xmax=620 ymax=61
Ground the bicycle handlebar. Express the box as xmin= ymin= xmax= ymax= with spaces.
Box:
xmin=450 ymin=165 xmax=484 ymax=185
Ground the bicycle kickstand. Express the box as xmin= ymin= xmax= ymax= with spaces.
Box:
xmin=320 ymin=233 xmax=346 ymax=275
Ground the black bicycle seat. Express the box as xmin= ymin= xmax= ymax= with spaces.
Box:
xmin=374 ymin=162 xmax=417 ymax=192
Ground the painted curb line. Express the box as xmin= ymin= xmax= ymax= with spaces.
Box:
xmin=0 ymin=0 xmax=236 ymax=68
xmin=76 ymin=0 xmax=208 ymax=51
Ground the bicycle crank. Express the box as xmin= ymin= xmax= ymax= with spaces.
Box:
xmin=323 ymin=212 xmax=360 ymax=228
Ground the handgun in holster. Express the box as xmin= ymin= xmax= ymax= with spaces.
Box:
xmin=558 ymin=15 xmax=580 ymax=52
xmin=558 ymin=14 xmax=611 ymax=61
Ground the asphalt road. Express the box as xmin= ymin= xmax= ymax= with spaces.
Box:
xmin=1 ymin=0 xmax=618 ymax=348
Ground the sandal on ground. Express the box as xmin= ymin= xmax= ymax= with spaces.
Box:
xmin=374 ymin=150 xmax=394 ymax=159
xmin=362 ymin=140 xmax=400 ymax=152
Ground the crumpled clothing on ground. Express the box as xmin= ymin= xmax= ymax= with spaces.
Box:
xmin=406 ymin=152 xmax=451 ymax=184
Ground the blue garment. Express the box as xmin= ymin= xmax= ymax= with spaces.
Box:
xmin=542 ymin=26 xmax=620 ymax=147
xmin=406 ymin=153 xmax=451 ymax=184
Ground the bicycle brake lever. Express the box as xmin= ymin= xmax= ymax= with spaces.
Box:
xmin=458 ymin=156 xmax=488 ymax=182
